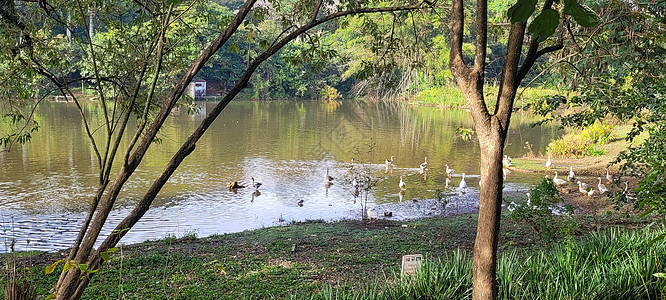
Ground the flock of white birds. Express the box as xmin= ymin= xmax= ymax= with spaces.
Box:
xmin=543 ymin=155 xmax=616 ymax=197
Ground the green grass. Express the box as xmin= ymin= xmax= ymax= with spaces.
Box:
xmin=304 ymin=227 xmax=666 ymax=300
xmin=547 ymin=122 xmax=616 ymax=158
xmin=1 ymin=213 xmax=661 ymax=299
xmin=413 ymin=84 xmax=558 ymax=109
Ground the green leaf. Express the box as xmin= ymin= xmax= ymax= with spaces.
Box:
xmin=654 ymin=273 xmax=666 ymax=278
xmin=77 ymin=264 xmax=88 ymax=272
xmin=45 ymin=259 xmax=62 ymax=275
xmin=507 ymin=0 xmax=537 ymax=23
xmin=46 ymin=294 xmax=56 ymax=300
xmin=528 ymin=9 xmax=560 ymax=42
xmin=63 ymin=261 xmax=73 ymax=272
xmin=107 ymin=247 xmax=119 ymax=253
xmin=259 ymin=39 xmax=269 ymax=50
xmin=229 ymin=42 xmax=239 ymax=54
xmin=648 ymin=233 xmax=666 ymax=247
xmin=100 ymin=252 xmax=110 ymax=262
xmin=563 ymin=0 xmax=600 ymax=27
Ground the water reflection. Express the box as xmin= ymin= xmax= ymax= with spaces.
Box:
xmin=0 ymin=100 xmax=559 ymax=252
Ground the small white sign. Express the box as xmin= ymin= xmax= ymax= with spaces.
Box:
xmin=401 ymin=254 xmax=423 ymax=276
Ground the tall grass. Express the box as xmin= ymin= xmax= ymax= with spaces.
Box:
xmin=305 ymin=227 xmax=665 ymax=299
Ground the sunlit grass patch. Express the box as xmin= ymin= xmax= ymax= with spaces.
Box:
xmin=547 ymin=122 xmax=615 ymax=158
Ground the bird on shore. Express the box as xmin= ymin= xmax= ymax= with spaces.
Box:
xmin=577 ymin=181 xmax=589 ymax=194
xmin=552 ymin=172 xmax=567 ymax=186
xmin=605 ymin=168 xmax=613 ymax=183
xmin=568 ymin=166 xmax=575 ymax=181
xmin=598 ymin=177 xmax=608 ymax=194
xmin=445 ymin=164 xmax=454 ymax=177
xmin=502 ymin=155 xmax=512 ymax=168
xmin=545 ymin=156 xmax=552 ymax=168
xmin=399 ymin=175 xmax=406 ymax=190
xmin=385 ymin=156 xmax=395 ymax=166
xmin=251 ymin=177 xmax=262 ymax=190
xmin=297 ymin=199 xmax=304 ymax=207
xmin=587 ymin=189 xmax=596 ymax=197
xmin=326 ymin=167 xmax=334 ymax=183
xmin=420 ymin=156 xmax=428 ymax=172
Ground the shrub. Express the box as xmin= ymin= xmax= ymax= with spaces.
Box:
xmin=547 ymin=122 xmax=615 ymax=158
xmin=507 ymin=178 xmax=576 ymax=243
xmin=320 ymin=85 xmax=341 ymax=102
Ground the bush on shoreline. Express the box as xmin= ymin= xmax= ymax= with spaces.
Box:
xmin=547 ymin=122 xmax=615 ymax=158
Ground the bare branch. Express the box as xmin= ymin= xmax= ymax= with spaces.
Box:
xmin=449 ymin=0 xmax=469 ymax=80
xmin=472 ymin=0 xmax=487 ymax=75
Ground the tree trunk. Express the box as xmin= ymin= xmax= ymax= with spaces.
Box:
xmin=472 ymin=120 xmax=507 ymax=300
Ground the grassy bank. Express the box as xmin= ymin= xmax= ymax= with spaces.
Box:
xmin=510 ymin=123 xmax=636 ymax=177
xmin=2 ymin=211 xmax=662 ymax=299
xmin=413 ymin=84 xmax=557 ymax=109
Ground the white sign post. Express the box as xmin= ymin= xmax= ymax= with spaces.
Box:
xmin=401 ymin=254 xmax=423 ymax=276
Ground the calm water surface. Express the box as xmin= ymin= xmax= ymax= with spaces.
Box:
xmin=0 ymin=100 xmax=559 ymax=252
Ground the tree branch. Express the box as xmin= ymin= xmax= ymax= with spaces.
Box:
xmin=472 ymin=0 xmax=487 ymax=75
xmin=449 ymin=0 xmax=469 ymax=81
xmin=515 ymin=0 xmax=558 ymax=86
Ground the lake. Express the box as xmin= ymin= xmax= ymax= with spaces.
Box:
xmin=0 ymin=100 xmax=559 ymax=252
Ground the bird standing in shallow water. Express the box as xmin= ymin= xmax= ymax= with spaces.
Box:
xmin=445 ymin=164 xmax=454 ymax=177
xmin=385 ymin=156 xmax=395 ymax=166
xmin=459 ymin=173 xmax=467 ymax=189
xmin=399 ymin=176 xmax=406 ymax=190
xmin=326 ymin=167 xmax=334 ymax=183
xmin=457 ymin=173 xmax=467 ymax=195
xmin=420 ymin=156 xmax=428 ymax=172
xmin=251 ymin=177 xmax=262 ymax=190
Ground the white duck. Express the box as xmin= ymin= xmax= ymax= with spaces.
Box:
xmin=605 ymin=168 xmax=613 ymax=183
xmin=385 ymin=155 xmax=395 ymax=166
xmin=568 ymin=166 xmax=575 ymax=181
xmin=420 ymin=156 xmax=428 ymax=171
xmin=577 ymin=181 xmax=589 ymax=194
xmin=399 ymin=175 xmax=406 ymax=190
xmin=502 ymin=155 xmax=512 ymax=168
xmin=456 ymin=173 xmax=467 ymax=194
xmin=459 ymin=173 xmax=467 ymax=189
xmin=445 ymin=164 xmax=454 ymax=177
xmin=552 ymin=172 xmax=567 ymax=186
xmin=545 ymin=156 xmax=552 ymax=168
xmin=598 ymin=177 xmax=608 ymax=194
